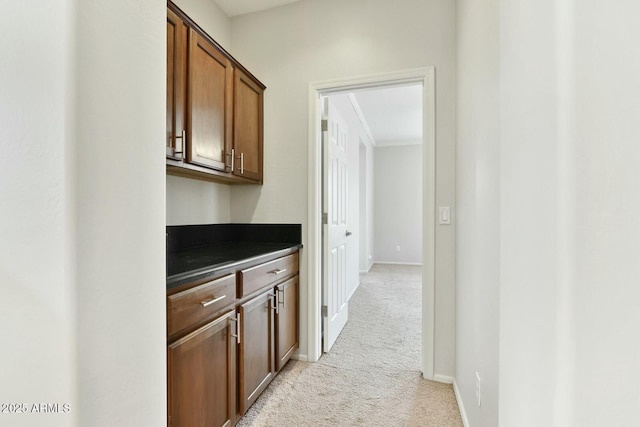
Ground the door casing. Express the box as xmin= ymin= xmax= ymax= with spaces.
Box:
xmin=306 ymin=67 xmax=436 ymax=380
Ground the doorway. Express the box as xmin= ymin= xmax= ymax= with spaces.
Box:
xmin=307 ymin=67 xmax=436 ymax=379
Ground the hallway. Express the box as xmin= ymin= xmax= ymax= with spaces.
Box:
xmin=237 ymin=264 xmax=462 ymax=426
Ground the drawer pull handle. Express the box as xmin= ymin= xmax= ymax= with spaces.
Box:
xmin=200 ymin=295 xmax=226 ymax=307
xmin=231 ymin=313 xmax=241 ymax=344
xmin=270 ymin=268 xmax=287 ymax=275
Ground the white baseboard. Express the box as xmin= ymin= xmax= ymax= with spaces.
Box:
xmin=348 ymin=282 xmax=360 ymax=301
xmin=359 ymin=261 xmax=374 ymax=274
xmin=434 ymin=374 xmax=453 ymax=384
xmin=453 ymin=379 xmax=470 ymax=427
xmin=292 ymin=353 xmax=308 ymax=362
xmin=373 ymin=261 xmax=423 ymax=266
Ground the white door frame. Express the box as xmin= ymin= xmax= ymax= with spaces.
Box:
xmin=306 ymin=67 xmax=436 ymax=380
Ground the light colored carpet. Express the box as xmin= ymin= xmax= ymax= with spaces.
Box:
xmin=237 ymin=264 xmax=463 ymax=427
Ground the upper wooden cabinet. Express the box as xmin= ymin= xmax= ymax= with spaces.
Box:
xmin=166 ymin=2 xmax=265 ymax=184
xmin=187 ymin=29 xmax=233 ymax=172
xmin=166 ymin=8 xmax=186 ymax=160
xmin=233 ymin=68 xmax=264 ymax=181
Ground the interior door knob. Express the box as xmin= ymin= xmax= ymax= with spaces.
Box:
xmin=346 ymin=230 xmax=352 ymax=237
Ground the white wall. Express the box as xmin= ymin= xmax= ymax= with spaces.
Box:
xmin=373 ymin=145 xmax=423 ymax=265
xmin=499 ymin=1 xmax=565 ymax=423
xmin=365 ymin=141 xmax=375 ymax=273
xmin=457 ymin=0 xmax=640 ymax=425
xmin=229 ymin=0 xmax=456 ymax=378
xmin=455 ymin=0 xmax=500 ymax=425
xmin=172 ymin=0 xmax=231 ymax=48
xmin=568 ymin=3 xmax=640 ymax=423
xmin=0 ymin=2 xmax=76 ymax=426
xmin=75 ymin=0 xmax=166 ymax=425
xmin=166 ymin=176 xmax=231 ymax=224
xmin=501 ymin=0 xmax=640 ymax=425
xmin=1 ymin=1 xmax=166 ymax=426
xmin=359 ymin=142 xmax=374 ymax=272
xmin=166 ymin=0 xmax=233 ymax=225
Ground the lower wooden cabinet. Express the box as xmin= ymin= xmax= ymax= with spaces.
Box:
xmin=275 ymin=276 xmax=299 ymax=371
xmin=168 ymin=310 xmax=237 ymax=427
xmin=237 ymin=277 xmax=299 ymax=415
xmin=238 ymin=290 xmax=275 ymax=414
xmin=167 ymin=252 xmax=299 ymax=426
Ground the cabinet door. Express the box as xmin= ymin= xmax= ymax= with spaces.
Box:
xmin=238 ymin=290 xmax=274 ymax=414
xmin=168 ymin=310 xmax=237 ymax=427
xmin=166 ymin=8 xmax=186 ymax=160
xmin=187 ymin=29 xmax=233 ymax=172
xmin=275 ymin=276 xmax=299 ymax=371
xmin=233 ymin=68 xmax=264 ymax=182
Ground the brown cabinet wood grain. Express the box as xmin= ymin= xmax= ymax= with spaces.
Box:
xmin=167 ymin=273 xmax=236 ymax=340
xmin=238 ymin=252 xmax=298 ymax=298
xmin=167 ymin=250 xmax=299 ymax=426
xmin=275 ymin=276 xmax=299 ymax=371
xmin=166 ymin=8 xmax=186 ymax=160
xmin=232 ymin=68 xmax=264 ymax=182
xmin=168 ymin=310 xmax=237 ymax=427
xmin=186 ymin=29 xmax=233 ymax=172
xmin=238 ymin=290 xmax=275 ymax=415
xmin=166 ymin=2 xmax=265 ymax=185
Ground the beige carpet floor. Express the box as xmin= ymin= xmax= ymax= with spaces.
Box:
xmin=237 ymin=264 xmax=463 ymax=427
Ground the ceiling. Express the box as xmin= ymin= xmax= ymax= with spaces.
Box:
xmin=331 ymin=84 xmax=423 ymax=147
xmin=350 ymin=84 xmax=423 ymax=146
xmin=214 ymin=0 xmax=303 ymax=17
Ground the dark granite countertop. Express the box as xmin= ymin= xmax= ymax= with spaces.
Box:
xmin=167 ymin=224 xmax=302 ymax=291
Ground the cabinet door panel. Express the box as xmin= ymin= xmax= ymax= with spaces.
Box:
xmin=233 ymin=68 xmax=263 ymax=181
xmin=168 ymin=310 xmax=236 ymax=427
xmin=239 ymin=291 xmax=274 ymax=414
xmin=276 ymin=276 xmax=299 ymax=371
xmin=166 ymin=9 xmax=186 ymax=159
xmin=187 ymin=29 xmax=232 ymax=171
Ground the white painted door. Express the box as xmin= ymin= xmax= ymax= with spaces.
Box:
xmin=322 ymin=97 xmax=350 ymax=352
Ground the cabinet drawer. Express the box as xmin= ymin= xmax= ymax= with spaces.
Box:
xmin=168 ymin=273 xmax=236 ymax=338
xmin=238 ymin=253 xmax=298 ymax=298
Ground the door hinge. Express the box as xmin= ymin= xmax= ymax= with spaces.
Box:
xmin=322 ymin=213 xmax=328 ymax=224
xmin=321 ymin=119 xmax=328 ymax=132
xmin=321 ymin=305 xmax=328 ymax=317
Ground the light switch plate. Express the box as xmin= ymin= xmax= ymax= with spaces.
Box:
xmin=439 ymin=207 xmax=451 ymax=225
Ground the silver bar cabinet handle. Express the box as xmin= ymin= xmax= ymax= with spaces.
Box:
xmin=236 ymin=152 xmax=244 ymax=174
xmin=267 ymin=292 xmax=278 ymax=314
xmin=200 ymin=294 xmax=226 ymax=307
xmin=231 ymin=313 xmax=241 ymax=344
xmin=270 ymin=268 xmax=287 ymax=275
xmin=278 ymin=288 xmax=285 ymax=308
xmin=174 ymin=129 xmax=185 ymax=157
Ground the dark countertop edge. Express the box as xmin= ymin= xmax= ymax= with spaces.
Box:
xmin=167 ymin=244 xmax=303 ymax=293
